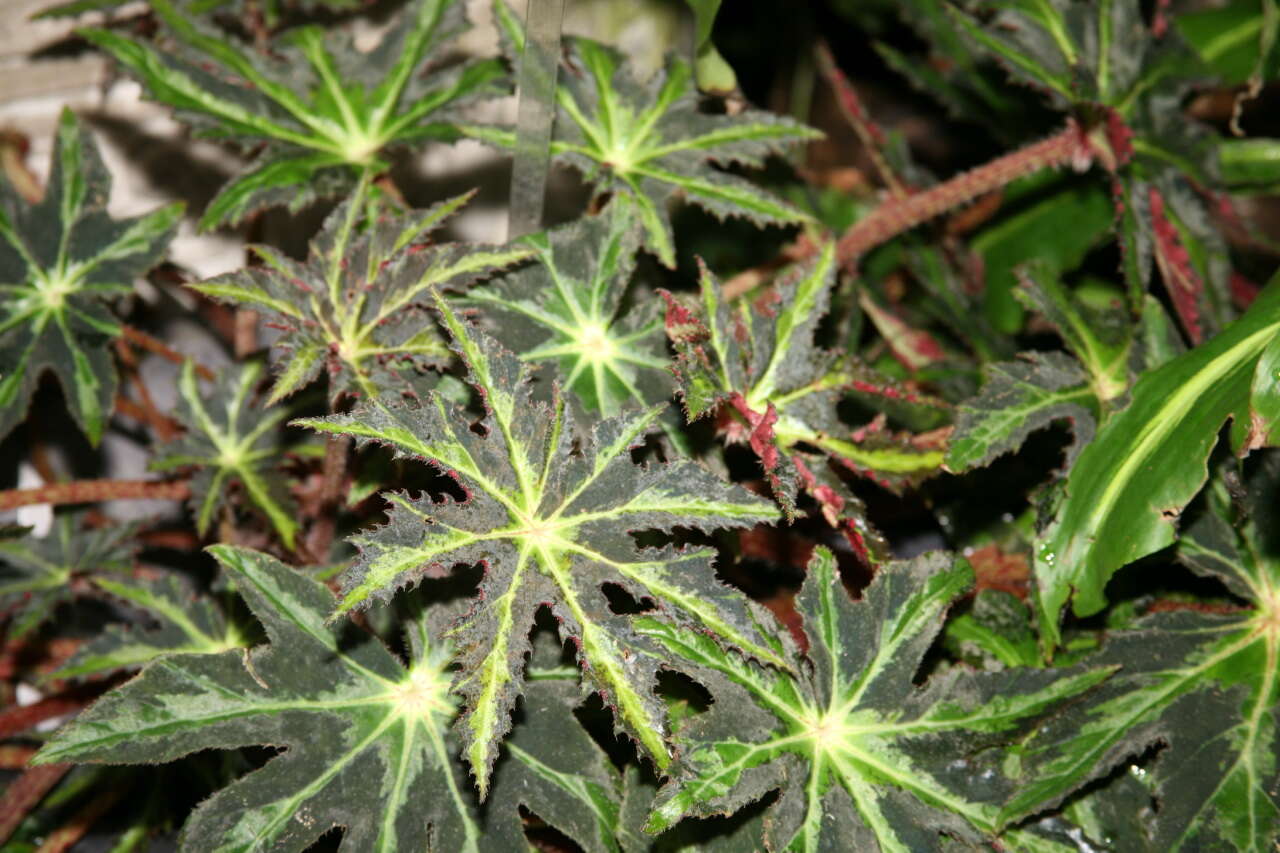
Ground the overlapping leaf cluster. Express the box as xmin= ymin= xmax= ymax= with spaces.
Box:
xmin=6 ymin=0 xmax=1280 ymax=850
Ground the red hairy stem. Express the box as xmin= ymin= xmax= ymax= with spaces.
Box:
xmin=119 ymin=325 xmax=216 ymax=381
xmin=835 ymin=116 xmax=1131 ymax=268
xmin=0 ymin=478 xmax=190 ymax=511
xmin=0 ymin=764 xmax=72 ymax=845
xmin=813 ymin=39 xmax=905 ymax=199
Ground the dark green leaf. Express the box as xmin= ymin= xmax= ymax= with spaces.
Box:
xmin=464 ymin=201 xmax=670 ymax=416
xmin=641 ymin=546 xmax=1111 ymax=851
xmin=296 ymin=297 xmax=782 ymax=792
xmin=0 ymin=513 xmax=136 ymax=639
xmin=56 ymin=574 xmax=249 ymax=679
xmin=190 ymin=186 xmax=532 ymax=403
xmin=946 ymin=352 xmax=1097 ymax=473
xmin=151 ymin=360 xmax=300 ymax=547
xmin=36 ymin=545 xmax=528 ymax=851
xmin=470 ymin=31 xmax=818 ymax=266
xmin=84 ymin=0 xmax=505 ymax=228
xmin=0 ymin=109 xmax=181 ymax=445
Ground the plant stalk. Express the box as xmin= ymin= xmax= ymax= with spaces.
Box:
xmin=0 ymin=479 xmax=190 ymax=511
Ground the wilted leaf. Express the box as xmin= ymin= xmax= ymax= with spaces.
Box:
xmin=297 ymin=297 xmax=782 ymax=792
xmin=0 ymin=109 xmax=181 ymax=445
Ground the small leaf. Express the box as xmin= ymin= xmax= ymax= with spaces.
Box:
xmin=56 ymin=574 xmax=248 ymax=679
xmin=667 ymin=247 xmax=945 ymax=519
xmin=297 ymin=297 xmax=782 ymax=792
xmin=0 ymin=109 xmax=181 ymax=444
xmin=191 ymin=188 xmax=532 ymax=403
xmin=0 ymin=512 xmax=136 ymax=639
xmin=464 ymin=201 xmax=670 ymax=416
xmin=151 ymin=360 xmax=300 ymax=548
xmin=472 ymin=29 xmax=818 ymax=266
xmin=946 ymin=351 xmax=1097 ymax=473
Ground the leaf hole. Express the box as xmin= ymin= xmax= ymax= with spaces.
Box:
xmin=600 ymin=582 xmax=654 ymax=615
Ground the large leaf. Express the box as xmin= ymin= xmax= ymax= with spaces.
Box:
xmin=640 ymin=547 xmax=1111 ymax=851
xmin=0 ymin=109 xmax=181 ymax=445
xmin=463 ymin=202 xmax=670 ymax=416
xmin=1034 ymin=279 xmax=1280 ymax=650
xmin=0 ymin=512 xmax=136 ymax=639
xmin=83 ymin=0 xmax=505 ymax=228
xmin=471 ymin=20 xmax=819 ymax=266
xmin=35 ymin=545 xmax=531 ymax=851
xmin=664 ymin=244 xmax=944 ymax=551
xmin=190 ymin=187 xmax=532 ymax=403
xmin=1005 ymin=458 xmax=1280 ymax=850
xmin=150 ymin=360 xmax=300 ymax=548
xmin=296 ymin=298 xmax=782 ymax=792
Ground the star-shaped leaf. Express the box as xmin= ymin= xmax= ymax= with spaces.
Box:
xmin=464 ymin=201 xmax=670 ymax=416
xmin=35 ymin=545 xmax=530 ymax=851
xmin=151 ymin=359 xmax=300 ymax=548
xmin=471 ymin=18 xmax=819 ymax=266
xmin=0 ymin=512 xmax=136 ymax=640
xmin=1004 ymin=456 xmax=1280 ymax=850
xmin=191 ymin=187 xmax=532 ymax=403
xmin=639 ymin=546 xmax=1112 ymax=851
xmin=297 ymin=297 xmax=783 ymax=793
xmin=83 ymin=0 xmax=506 ymax=228
xmin=0 ymin=108 xmax=182 ymax=445
xmin=664 ymin=244 xmax=945 ymax=544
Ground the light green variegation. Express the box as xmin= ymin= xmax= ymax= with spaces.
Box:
xmin=472 ymin=14 xmax=818 ymax=266
xmin=464 ymin=201 xmax=669 ymax=416
xmin=1005 ymin=458 xmax=1280 ymax=850
xmin=151 ymin=360 xmax=300 ymax=548
xmin=0 ymin=512 xmax=136 ymax=639
xmin=56 ymin=574 xmax=251 ymax=680
xmin=946 ymin=352 xmax=1097 ymax=473
xmin=0 ymin=109 xmax=181 ymax=445
xmin=35 ymin=545 xmax=518 ymax=852
xmin=83 ymin=0 xmax=505 ymax=228
xmin=1034 ymin=278 xmax=1280 ymax=651
xmin=190 ymin=182 xmax=532 ymax=403
xmin=297 ymin=297 xmax=782 ymax=793
xmin=641 ymin=547 xmax=1110 ymax=852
